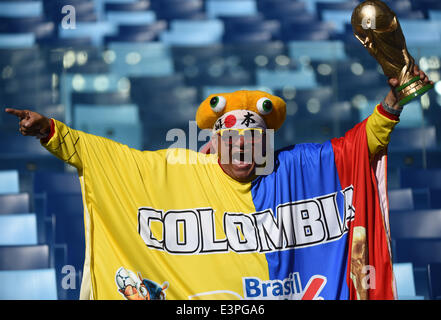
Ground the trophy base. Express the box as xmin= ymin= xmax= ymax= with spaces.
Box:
xmin=396 ymin=76 xmax=434 ymax=106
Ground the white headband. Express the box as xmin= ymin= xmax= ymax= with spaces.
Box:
xmin=212 ymin=110 xmax=267 ymax=134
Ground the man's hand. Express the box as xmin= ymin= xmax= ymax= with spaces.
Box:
xmin=4 ymin=108 xmax=52 ymax=139
xmin=385 ymin=65 xmax=434 ymax=110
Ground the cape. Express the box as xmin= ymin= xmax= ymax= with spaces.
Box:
xmin=43 ymin=118 xmax=396 ymax=300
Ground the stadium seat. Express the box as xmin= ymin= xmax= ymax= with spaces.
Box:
xmin=0 ymin=193 xmax=30 ymax=215
xmin=42 ymin=191 xmax=85 ymax=272
xmin=427 ymin=263 xmax=441 ymax=299
xmin=256 ymin=69 xmax=318 ymax=90
xmin=0 ymin=17 xmax=55 ymax=40
xmin=0 ymin=131 xmax=57 ymax=158
xmin=315 ymin=1 xmax=360 ymax=20
xmin=429 ymin=10 xmax=441 ymax=21
xmin=258 ymin=0 xmax=309 ymax=20
xmin=0 ymin=170 xmax=19 ymax=194
xmin=389 ymin=127 xmax=437 ymax=151
xmin=58 ymin=22 xmax=117 ymax=47
xmin=0 ymin=1 xmax=43 ymax=18
xmin=106 ymin=42 xmax=174 ymax=76
xmin=151 ymin=0 xmax=205 ymax=20
xmin=400 ymin=168 xmax=441 ymax=189
xmin=0 ymin=245 xmax=50 ymax=270
xmin=394 ymin=239 xmax=441 ymax=267
xmin=0 ymin=33 xmax=35 ymax=49
xmin=390 ymin=209 xmax=441 ymax=239
xmin=388 ymin=188 xmax=414 ymax=211
xmin=104 ymin=0 xmax=150 ymax=12
xmin=0 ymin=214 xmax=38 ymax=245
xmin=33 ymin=171 xmax=81 ymax=195
xmin=393 ymin=262 xmax=424 ymax=299
xmin=202 ymin=86 xmax=274 ymax=100
xmin=282 ymin=21 xmax=336 ymax=41
xmin=206 ymin=0 xmax=257 ymax=18
xmin=160 ymin=19 xmax=224 ymax=46
xmin=399 ymin=20 xmax=441 ymax=45
xmin=288 ymin=40 xmax=347 ymax=62
xmin=0 ymin=268 xmax=57 ymax=300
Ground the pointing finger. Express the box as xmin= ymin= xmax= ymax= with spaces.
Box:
xmin=5 ymin=108 xmax=27 ymax=119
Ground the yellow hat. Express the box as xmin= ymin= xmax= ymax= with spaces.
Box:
xmin=196 ymin=90 xmax=286 ymax=131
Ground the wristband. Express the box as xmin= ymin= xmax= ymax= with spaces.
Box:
xmin=381 ymin=99 xmax=402 ymax=116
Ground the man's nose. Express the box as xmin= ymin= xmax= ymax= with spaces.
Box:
xmin=234 ymin=135 xmax=245 ymax=148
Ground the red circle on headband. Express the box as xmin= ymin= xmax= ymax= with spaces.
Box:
xmin=224 ymin=115 xmax=237 ymax=128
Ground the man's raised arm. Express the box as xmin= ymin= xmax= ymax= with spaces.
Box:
xmin=366 ymin=65 xmax=434 ymax=158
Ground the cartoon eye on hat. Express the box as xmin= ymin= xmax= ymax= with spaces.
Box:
xmin=210 ymin=96 xmax=226 ymax=112
xmin=256 ymin=97 xmax=273 ymax=115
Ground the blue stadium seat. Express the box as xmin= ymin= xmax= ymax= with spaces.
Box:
xmin=0 ymin=130 xmax=58 ymax=161
xmin=58 ymin=22 xmax=117 ymax=47
xmin=400 ymin=168 xmax=441 ymax=189
xmin=388 ymin=188 xmax=414 ymax=211
xmin=151 ymin=0 xmax=205 ymax=20
xmin=394 ymin=239 xmax=441 ymax=267
xmin=160 ymin=19 xmax=224 ymax=46
xmin=393 ymin=262 xmax=424 ymax=299
xmin=0 ymin=1 xmax=43 ymax=18
xmin=222 ymin=16 xmax=281 ymax=42
xmin=223 ymin=30 xmax=272 ymax=43
xmin=429 ymin=189 xmax=441 ymax=209
xmin=388 ymin=149 xmax=441 ymax=170
xmin=429 ymin=10 xmax=441 ymax=21
xmin=256 ymin=68 xmax=318 ymax=90
xmin=390 ymin=209 xmax=441 ymax=239
xmin=0 ymin=193 xmax=30 ymax=215
xmin=399 ymin=20 xmax=441 ymax=45
xmin=288 ymin=40 xmax=347 ymax=62
xmin=0 ymin=269 xmax=57 ymax=300
xmin=206 ymin=0 xmax=257 ymax=18
xmin=116 ymin=20 xmax=167 ymax=39
xmin=389 ymin=126 xmax=437 ymax=151
xmin=202 ymin=86 xmax=274 ymax=100
xmin=129 ymin=74 xmax=185 ymax=95
xmin=44 ymin=192 xmax=85 ymax=270
xmin=0 ymin=245 xmax=50 ymax=270
xmin=104 ymin=0 xmax=150 ymax=12
xmin=0 ymin=17 xmax=55 ymax=40
xmin=106 ymin=11 xmax=156 ymax=25
xmin=74 ymin=105 xmax=143 ymax=149
xmin=412 ymin=0 xmax=441 ymax=14
xmin=427 ymin=263 xmax=441 ymax=299
xmin=258 ymin=0 xmax=309 ymax=20
xmin=33 ymin=171 xmax=81 ymax=195
xmin=106 ymin=42 xmax=174 ymax=76
xmin=0 ymin=33 xmax=35 ymax=49
xmin=320 ymin=9 xmax=354 ymax=33
xmin=282 ymin=21 xmax=336 ymax=41
xmin=0 ymin=214 xmax=38 ymax=245
xmin=0 ymin=170 xmax=19 ymax=194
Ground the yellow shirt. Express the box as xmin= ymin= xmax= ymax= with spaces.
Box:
xmin=41 ymin=104 xmax=398 ymax=300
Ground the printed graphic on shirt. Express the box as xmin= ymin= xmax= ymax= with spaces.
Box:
xmin=115 ymin=267 xmax=169 ymax=300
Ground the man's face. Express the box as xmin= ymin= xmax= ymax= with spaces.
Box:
xmin=216 ymin=129 xmax=266 ymax=182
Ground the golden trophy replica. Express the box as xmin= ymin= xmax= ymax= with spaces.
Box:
xmin=351 ymin=0 xmax=433 ymax=106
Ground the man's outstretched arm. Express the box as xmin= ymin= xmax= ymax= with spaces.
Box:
xmin=5 ymin=109 xmax=83 ymax=169
xmin=366 ymin=65 xmax=434 ymax=158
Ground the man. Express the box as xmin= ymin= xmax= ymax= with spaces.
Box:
xmin=5 ymin=66 xmax=432 ymax=300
